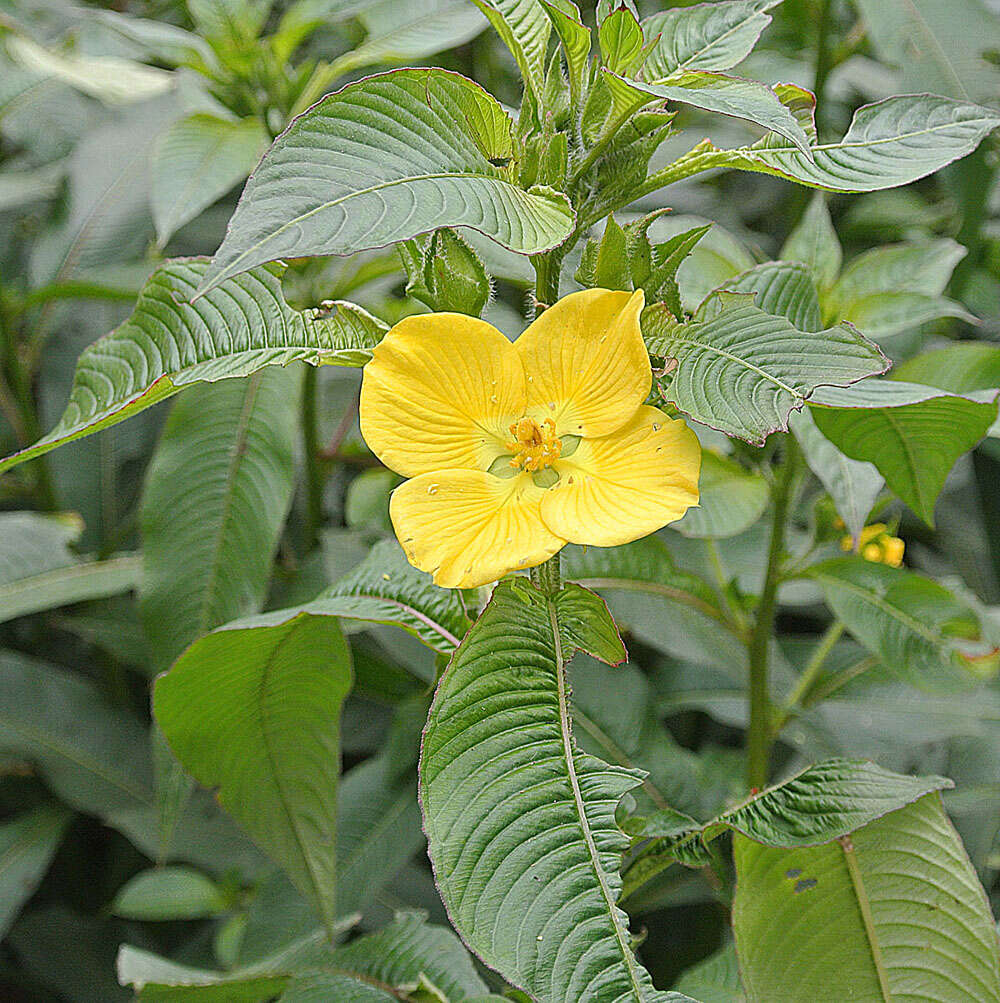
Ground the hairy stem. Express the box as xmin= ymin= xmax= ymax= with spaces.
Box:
xmin=530 ymin=552 xmax=562 ymax=595
xmin=746 ymin=437 xmax=798 ymax=788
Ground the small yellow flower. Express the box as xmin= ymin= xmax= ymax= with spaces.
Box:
xmin=359 ymin=288 xmax=701 ymax=588
xmin=841 ymin=523 xmax=905 ymax=567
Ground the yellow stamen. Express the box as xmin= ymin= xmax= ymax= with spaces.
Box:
xmin=506 ymin=417 xmax=562 ymax=473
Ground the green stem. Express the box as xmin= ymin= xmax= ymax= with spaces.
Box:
xmin=812 ymin=0 xmax=835 ymax=138
xmin=705 ymin=538 xmax=748 ymax=633
xmin=530 ymin=552 xmax=562 ymax=595
xmin=301 ymin=366 xmax=324 ymax=550
xmin=746 ymin=436 xmax=798 ymax=788
xmin=532 ymin=253 xmax=562 ymax=310
xmin=771 ymin=620 xmax=844 ymax=735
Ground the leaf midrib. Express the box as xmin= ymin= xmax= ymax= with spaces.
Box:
xmin=215 ymin=170 xmax=511 ymax=282
xmin=547 ymin=598 xmax=645 ymax=1000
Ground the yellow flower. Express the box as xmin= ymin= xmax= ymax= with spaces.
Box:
xmin=359 ymin=288 xmax=701 ymax=588
xmin=841 ymin=523 xmax=905 ymax=567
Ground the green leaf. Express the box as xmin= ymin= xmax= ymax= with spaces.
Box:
xmin=152 ymin=114 xmax=269 ymax=246
xmin=0 ymin=650 xmax=153 ymax=816
xmin=719 ymin=260 xmax=822 ymax=331
xmin=642 ymin=293 xmax=888 ymax=444
xmin=0 ymin=259 xmax=386 ymax=475
xmin=154 ymin=614 xmax=352 ymax=937
xmin=623 ymin=758 xmax=951 ymax=896
xmin=540 ymin=0 xmax=590 ymax=105
xmin=853 ymin=0 xmax=1000 ymax=105
xmin=642 ymin=0 xmax=782 ymax=78
xmin=675 ymin=451 xmax=770 ymax=539
xmin=2 ymin=31 xmax=174 ymax=106
xmin=141 ymin=368 xmax=299 ymax=666
xmin=825 ymin=239 xmax=972 ymax=338
xmin=673 ymin=942 xmax=745 ymax=1003
xmin=112 ymin=866 xmax=228 ymax=921
xmin=0 ymin=511 xmax=82 ymax=583
xmin=265 ymin=539 xmax=471 ymax=655
xmin=660 ymin=94 xmax=1000 ymax=192
xmin=468 ymin=0 xmax=550 ymax=108
xmin=198 ymin=69 xmax=573 ymax=295
xmin=610 ymin=71 xmax=813 ymax=157
xmin=562 ymin=538 xmax=743 ymax=668
xmin=0 ymin=555 xmax=142 ymax=625
xmin=790 ymin=408 xmax=884 ymax=541
xmin=325 ymin=0 xmax=488 ymax=78
xmin=893 ymin=342 xmax=1000 ymax=395
xmin=780 ymin=192 xmax=842 ymax=291
xmin=631 ymin=222 xmax=712 ymax=317
xmin=420 ymin=577 xmax=683 ymax=1003
xmin=117 ymin=913 xmax=487 ymax=1001
xmin=807 ymin=556 xmax=1000 ymax=690
xmin=733 ymin=793 xmax=1000 ymax=1001
xmin=809 ymin=380 xmax=999 ymax=524
xmin=0 ymin=805 xmax=71 ymax=939
xmin=599 ymin=7 xmax=644 ymax=75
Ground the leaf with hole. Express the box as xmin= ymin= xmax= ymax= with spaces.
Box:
xmin=733 ymin=793 xmax=1000 ymax=1001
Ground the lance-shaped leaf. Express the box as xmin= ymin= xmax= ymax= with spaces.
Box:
xmin=118 ymin=912 xmax=489 ymax=1000
xmin=657 ymin=94 xmax=1000 ymax=192
xmin=824 ymin=238 xmax=973 ymax=338
xmin=780 ymin=192 xmax=842 ymax=291
xmin=623 ymin=759 xmax=951 ymax=897
xmin=251 ymin=539 xmax=470 ymax=655
xmin=152 ymin=114 xmax=270 ymax=246
xmin=420 ymin=578 xmax=684 ymax=1002
xmin=0 ymin=650 xmax=153 ymax=817
xmin=541 ymin=0 xmax=590 ymax=104
xmin=325 ymin=0 xmax=489 ymax=79
xmin=198 ymin=69 xmax=573 ymax=295
xmin=468 ymin=0 xmax=550 ymax=106
xmin=141 ymin=369 xmax=299 ymax=668
xmin=0 ymin=805 xmax=72 ymax=939
xmin=154 ymin=613 xmax=352 ymax=938
xmin=809 ymin=380 xmax=1000 ymax=524
xmin=642 ymin=0 xmax=782 ymax=78
xmin=733 ymin=794 xmax=1000 ymax=1001
xmin=0 ymin=259 xmax=386 ymax=475
xmin=642 ymin=293 xmax=888 ymax=444
xmin=791 ymin=408 xmax=884 ymax=542
xmin=806 ymin=556 xmax=1000 ymax=691
xmin=611 ymin=71 xmax=813 ymax=157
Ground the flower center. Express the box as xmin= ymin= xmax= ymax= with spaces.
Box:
xmin=506 ymin=417 xmax=562 ymax=472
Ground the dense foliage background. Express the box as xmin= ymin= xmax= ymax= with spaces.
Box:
xmin=1 ymin=0 xmax=1000 ymax=999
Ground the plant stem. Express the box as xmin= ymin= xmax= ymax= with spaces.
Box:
xmin=530 ymin=552 xmax=562 ymax=595
xmin=301 ymin=365 xmax=324 ymax=549
xmin=771 ymin=620 xmax=844 ymax=735
xmin=812 ymin=0 xmax=835 ymax=137
xmin=746 ymin=436 xmax=798 ymax=788
xmin=705 ymin=538 xmax=749 ymax=633
xmin=532 ymin=252 xmax=562 ymax=310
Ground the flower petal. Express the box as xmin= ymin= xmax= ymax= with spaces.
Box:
xmin=541 ymin=406 xmax=701 ymax=546
xmin=515 ymin=288 xmax=649 ymax=438
xmin=390 ymin=470 xmax=565 ymax=589
xmin=360 ymin=313 xmax=526 ymax=477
